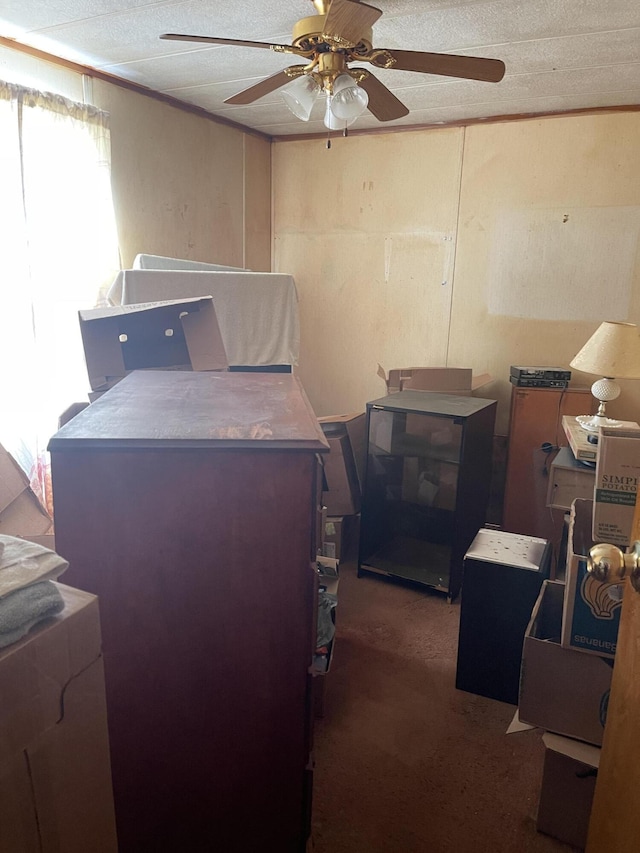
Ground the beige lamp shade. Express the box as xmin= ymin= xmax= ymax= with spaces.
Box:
xmin=570 ymin=322 xmax=640 ymax=379
xmin=570 ymin=321 xmax=640 ymax=431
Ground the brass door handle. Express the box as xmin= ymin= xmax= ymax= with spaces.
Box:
xmin=587 ymin=541 xmax=640 ymax=593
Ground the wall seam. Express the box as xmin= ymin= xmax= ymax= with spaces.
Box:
xmin=242 ymin=133 xmax=246 ymax=269
xmin=446 ymin=126 xmax=466 ymax=365
xmin=270 ymin=140 xmax=275 ymax=272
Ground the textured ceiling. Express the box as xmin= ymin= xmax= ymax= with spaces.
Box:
xmin=1 ymin=0 xmax=639 ymax=138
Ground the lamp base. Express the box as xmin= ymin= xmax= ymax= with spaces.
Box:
xmin=576 ymin=413 xmax=623 ymax=433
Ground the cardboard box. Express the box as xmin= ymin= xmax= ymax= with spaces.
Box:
xmin=562 ymin=499 xmax=621 ymax=658
xmin=377 ymin=365 xmax=492 ymax=395
xmin=321 ymin=517 xmax=344 ymax=560
xmin=79 ymin=296 xmax=228 ymax=392
xmin=319 ymin=416 xmax=364 ymax=516
xmin=321 ymin=515 xmax=358 ymax=562
xmin=537 ymin=732 xmax=600 ymax=850
xmin=519 ymin=580 xmax=613 ymax=746
xmin=318 ymin=413 xmax=366 ymax=493
xmin=107 ymin=269 xmax=300 ymax=368
xmin=592 ymin=427 xmax=640 ymax=546
xmin=0 ymin=444 xmax=53 ymax=544
xmin=0 ymin=583 xmax=117 ymax=851
xmin=58 ymin=402 xmax=90 ymax=428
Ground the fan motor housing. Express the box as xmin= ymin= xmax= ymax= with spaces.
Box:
xmin=292 ymin=14 xmax=373 ymax=51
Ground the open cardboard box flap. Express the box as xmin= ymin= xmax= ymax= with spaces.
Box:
xmin=0 ymin=445 xmax=53 ymax=542
xmin=79 ymin=296 xmax=228 ymax=392
xmin=0 ymin=444 xmax=29 ymax=515
xmin=377 ymin=365 xmax=492 ymax=395
xmin=542 ymin=732 xmax=601 ymax=768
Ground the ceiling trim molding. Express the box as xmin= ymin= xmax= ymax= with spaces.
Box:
xmin=2 ymin=37 xmax=638 ymax=146
xmin=271 ymin=103 xmax=640 ymax=142
xmin=0 ymin=36 xmax=273 ymax=142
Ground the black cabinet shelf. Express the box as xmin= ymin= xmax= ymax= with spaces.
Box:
xmin=358 ymin=391 xmax=497 ymax=601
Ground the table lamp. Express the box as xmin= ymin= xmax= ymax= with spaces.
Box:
xmin=570 ymin=321 xmax=640 ymax=432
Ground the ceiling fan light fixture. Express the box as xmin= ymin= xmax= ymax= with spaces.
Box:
xmin=330 ymin=73 xmax=369 ymax=121
xmin=281 ymin=74 xmax=320 ymax=121
xmin=323 ymin=93 xmax=349 ymax=130
xmin=163 ymin=0 xmax=507 ymax=129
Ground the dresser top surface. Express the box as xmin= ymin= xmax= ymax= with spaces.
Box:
xmin=49 ymin=370 xmax=329 ymax=451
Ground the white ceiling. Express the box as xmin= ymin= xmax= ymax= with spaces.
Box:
xmin=2 ymin=0 xmax=639 ymax=138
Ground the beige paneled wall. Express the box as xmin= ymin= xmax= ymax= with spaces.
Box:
xmin=244 ymin=133 xmax=272 ymax=271
xmin=273 ymin=113 xmax=640 ymax=431
xmin=94 ymin=81 xmax=271 ymax=271
xmin=449 ymin=113 xmax=640 ymax=433
xmin=273 ymin=129 xmax=465 ymax=416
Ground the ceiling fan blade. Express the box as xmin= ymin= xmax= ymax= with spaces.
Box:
xmin=224 ymin=68 xmax=300 ymax=105
xmin=322 ymin=0 xmax=382 ymax=48
xmin=369 ymin=49 xmax=505 ymax=83
xmin=358 ymin=73 xmax=409 ymax=121
xmin=160 ymin=33 xmax=299 ymax=53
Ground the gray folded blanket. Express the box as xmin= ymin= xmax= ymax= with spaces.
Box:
xmin=0 ymin=580 xmax=65 ymax=648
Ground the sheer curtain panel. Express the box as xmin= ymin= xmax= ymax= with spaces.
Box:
xmin=0 ymin=80 xmax=120 ymax=512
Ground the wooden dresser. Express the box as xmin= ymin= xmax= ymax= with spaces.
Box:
xmin=502 ymin=385 xmax=594 ymax=554
xmin=48 ymin=370 xmax=328 ymax=853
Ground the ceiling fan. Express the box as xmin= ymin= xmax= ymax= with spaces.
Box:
xmin=161 ymin=0 xmax=505 ymax=129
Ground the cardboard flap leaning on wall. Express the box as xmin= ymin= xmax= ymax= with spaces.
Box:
xmin=79 ymin=296 xmax=228 ymax=391
xmin=377 ymin=365 xmax=492 ymax=396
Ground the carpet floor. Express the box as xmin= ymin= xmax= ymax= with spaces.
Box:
xmin=310 ymin=558 xmax=580 ymax=853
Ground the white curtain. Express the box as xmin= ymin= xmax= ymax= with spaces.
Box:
xmin=0 ymin=81 xmax=120 ymax=513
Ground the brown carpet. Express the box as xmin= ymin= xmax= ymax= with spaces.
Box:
xmin=311 ymin=559 xmax=579 ymax=853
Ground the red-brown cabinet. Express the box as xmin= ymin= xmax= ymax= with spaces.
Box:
xmin=49 ymin=370 xmax=328 ymax=853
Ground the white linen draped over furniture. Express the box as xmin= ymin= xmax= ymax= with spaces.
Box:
xmin=107 ymin=269 xmax=300 ymax=367
xmin=131 ymin=254 xmax=247 ymax=273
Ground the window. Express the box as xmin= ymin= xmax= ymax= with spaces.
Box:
xmin=0 ymin=80 xmax=120 ymax=511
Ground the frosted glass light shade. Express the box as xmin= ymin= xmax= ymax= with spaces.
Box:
xmin=323 ymin=94 xmax=348 ymax=130
xmin=330 ymin=73 xmax=369 ymax=121
xmin=281 ymin=75 xmax=320 ymax=121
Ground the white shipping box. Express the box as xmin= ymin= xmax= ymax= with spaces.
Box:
xmin=592 ymin=427 xmax=640 ymax=546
